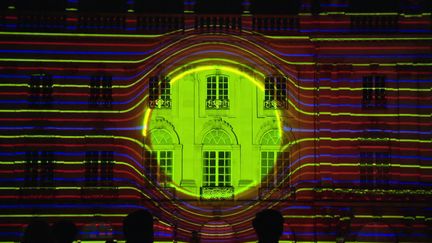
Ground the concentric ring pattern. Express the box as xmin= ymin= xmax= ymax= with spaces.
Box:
xmin=0 ymin=3 xmax=431 ymax=242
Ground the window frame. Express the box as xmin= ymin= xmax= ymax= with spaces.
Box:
xmin=202 ymin=150 xmax=231 ymax=187
xmin=84 ymin=151 xmax=114 ymax=186
xmin=264 ymin=76 xmax=287 ymax=110
xmin=89 ymin=75 xmax=113 ymax=108
xmin=149 ymin=76 xmax=172 ymax=109
xmin=260 ymin=150 xmax=289 ymax=188
xmin=205 ymin=74 xmax=230 ymax=109
xmin=155 ymin=150 xmax=174 ymax=185
xmin=362 ymin=75 xmax=386 ymax=109
xmin=360 ymin=151 xmax=390 ymax=188
xmin=29 ymin=73 xmax=53 ymax=106
xmin=24 ymin=151 xmax=54 ymax=186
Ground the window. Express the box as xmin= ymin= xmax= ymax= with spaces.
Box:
xmin=143 ymin=150 xmax=158 ymax=182
xmin=84 ymin=151 xmax=114 ymax=186
xmin=260 ymin=151 xmax=289 ymax=188
xmin=202 ymin=129 xmax=232 ymax=188
xmin=260 ymin=130 xmax=289 ymax=188
xmin=28 ymin=73 xmax=53 ymax=106
xmin=260 ymin=130 xmax=282 ymax=145
xmin=84 ymin=151 xmax=99 ymax=186
xmin=149 ymin=76 xmax=171 ymax=109
xmin=202 ymin=129 xmax=231 ymax=145
xmin=362 ymin=76 xmax=386 ymax=108
xmin=206 ymin=75 xmax=229 ymax=109
xmin=143 ymin=150 xmax=174 ymax=185
xmin=264 ymin=76 xmax=287 ymax=109
xmin=24 ymin=151 xmax=54 ymax=186
xmin=360 ymin=152 xmax=390 ymax=188
xmin=203 ymin=151 xmax=231 ymax=187
xmin=150 ymin=129 xmax=173 ymax=144
xmin=156 ymin=151 xmax=173 ymax=184
xmin=146 ymin=129 xmax=174 ymax=185
xmin=261 ymin=151 xmax=276 ymax=187
xmin=89 ymin=75 xmax=113 ymax=107
xmin=100 ymin=151 xmax=114 ymax=184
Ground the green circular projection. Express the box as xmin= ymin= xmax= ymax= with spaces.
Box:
xmin=143 ymin=65 xmax=286 ymax=199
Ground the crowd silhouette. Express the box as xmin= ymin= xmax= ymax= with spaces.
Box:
xmin=21 ymin=209 xmax=284 ymax=243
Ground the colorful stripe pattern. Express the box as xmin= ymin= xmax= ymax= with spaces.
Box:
xmin=0 ymin=5 xmax=431 ymax=242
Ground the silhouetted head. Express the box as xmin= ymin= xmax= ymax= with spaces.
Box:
xmin=252 ymin=209 xmax=284 ymax=243
xmin=123 ymin=209 xmax=154 ymax=243
xmin=191 ymin=230 xmax=200 ymax=243
xmin=22 ymin=220 xmax=54 ymax=243
xmin=52 ymin=220 xmax=78 ymax=243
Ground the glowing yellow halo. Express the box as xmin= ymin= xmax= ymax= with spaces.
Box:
xmin=142 ymin=64 xmax=284 ymax=199
xmin=170 ymin=65 xmax=265 ymax=91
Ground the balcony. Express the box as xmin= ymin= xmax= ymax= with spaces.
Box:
xmin=1 ymin=11 xmax=429 ymax=35
xmin=264 ymin=99 xmax=288 ymax=110
xmin=200 ymin=186 xmax=234 ymax=200
xmin=206 ymin=99 xmax=229 ymax=110
xmin=252 ymin=15 xmax=299 ymax=33
xmin=149 ymin=98 xmax=172 ymax=109
xmin=194 ymin=14 xmax=241 ymax=32
xmin=350 ymin=15 xmax=399 ymax=33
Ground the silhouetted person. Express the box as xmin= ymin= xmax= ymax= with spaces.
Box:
xmin=123 ymin=209 xmax=154 ymax=243
xmin=252 ymin=209 xmax=284 ymax=243
xmin=22 ymin=220 xmax=54 ymax=243
xmin=52 ymin=220 xmax=78 ymax=243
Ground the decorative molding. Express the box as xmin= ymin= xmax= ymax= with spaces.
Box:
xmin=200 ymin=118 xmax=238 ymax=145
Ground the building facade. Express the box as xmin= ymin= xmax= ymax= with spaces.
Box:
xmin=0 ymin=0 xmax=431 ymax=242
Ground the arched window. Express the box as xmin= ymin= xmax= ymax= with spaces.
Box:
xmin=260 ymin=129 xmax=281 ymax=145
xmin=202 ymin=129 xmax=231 ymax=187
xmin=147 ymin=129 xmax=174 ymax=185
xmin=260 ymin=130 xmax=288 ymax=188
xmin=151 ymin=129 xmax=173 ymax=145
xmin=202 ymin=129 xmax=231 ymax=145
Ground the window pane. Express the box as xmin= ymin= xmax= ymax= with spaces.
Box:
xmin=203 ymin=150 xmax=231 ymax=187
xmin=156 ymin=150 xmax=173 ymax=184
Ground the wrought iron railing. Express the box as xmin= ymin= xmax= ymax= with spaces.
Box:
xmin=200 ymin=186 xmax=234 ymax=200
xmin=206 ymin=99 xmax=229 ymax=109
xmin=149 ymin=98 xmax=172 ymax=109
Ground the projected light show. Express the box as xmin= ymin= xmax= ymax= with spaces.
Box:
xmin=0 ymin=0 xmax=431 ymax=242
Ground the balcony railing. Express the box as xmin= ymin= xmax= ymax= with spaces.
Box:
xmin=252 ymin=15 xmax=299 ymax=32
xmin=206 ymin=99 xmax=229 ymax=110
xmin=195 ymin=14 xmax=241 ymax=32
xmin=200 ymin=186 xmax=234 ymax=200
xmin=78 ymin=14 xmax=125 ymax=31
xmin=16 ymin=13 xmax=66 ymax=31
xmin=264 ymin=99 xmax=288 ymax=110
xmin=1 ymin=11 xmax=429 ymax=34
xmin=350 ymin=15 xmax=399 ymax=33
xmin=149 ymin=98 xmax=172 ymax=109
xmin=137 ymin=14 xmax=184 ymax=33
